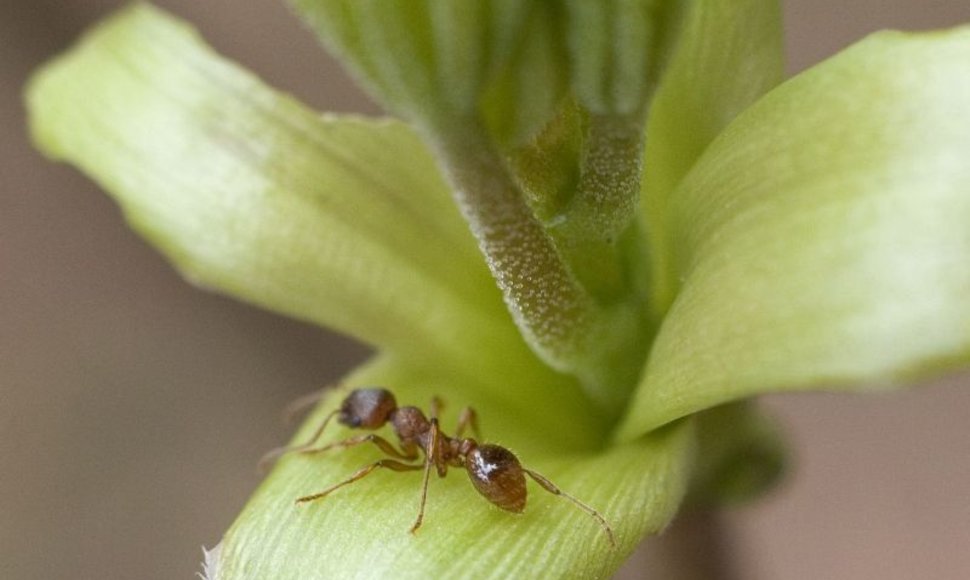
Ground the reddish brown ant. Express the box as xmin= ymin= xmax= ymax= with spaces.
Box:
xmin=260 ymin=387 xmax=615 ymax=546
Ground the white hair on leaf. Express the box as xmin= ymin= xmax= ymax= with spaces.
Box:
xmin=197 ymin=542 xmax=222 ymax=580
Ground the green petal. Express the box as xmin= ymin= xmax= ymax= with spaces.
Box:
xmin=641 ymin=0 xmax=784 ymax=316
xmin=27 ymin=3 xmax=607 ymax=439
xmin=620 ymin=26 xmax=970 ymax=439
xmin=213 ymin=355 xmax=694 ymax=579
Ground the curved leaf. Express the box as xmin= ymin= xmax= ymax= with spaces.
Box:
xmin=211 ymin=355 xmax=694 ymax=579
xmin=641 ymin=0 xmax=784 ymax=316
xmin=620 ymin=26 xmax=970 ymax=438
xmin=26 ymin=4 xmax=604 ymax=434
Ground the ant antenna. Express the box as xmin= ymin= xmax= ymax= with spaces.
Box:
xmin=524 ymin=468 xmax=616 ymax=548
xmin=282 ymin=383 xmax=341 ymax=425
xmin=258 ymin=409 xmax=339 ymax=474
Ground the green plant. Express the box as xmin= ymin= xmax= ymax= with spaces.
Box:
xmin=26 ymin=1 xmax=970 ymax=578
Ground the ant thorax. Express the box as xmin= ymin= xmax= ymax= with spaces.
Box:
xmin=389 ymin=406 xmax=430 ymax=443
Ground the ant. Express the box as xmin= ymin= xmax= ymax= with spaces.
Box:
xmin=260 ymin=387 xmax=615 ymax=546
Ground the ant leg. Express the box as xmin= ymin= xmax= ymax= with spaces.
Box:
xmin=301 ymin=433 xmax=419 ymax=461
xmin=296 ymin=459 xmax=422 ymax=504
xmin=257 ymin=410 xmax=338 ymax=473
xmin=454 ymin=406 xmax=480 ymax=440
xmin=429 ymin=396 xmax=444 ymax=420
xmin=522 ymin=468 xmax=616 ymax=548
xmin=410 ymin=418 xmax=440 ymax=534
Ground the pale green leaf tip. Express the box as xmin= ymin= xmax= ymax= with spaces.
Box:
xmin=23 ymin=0 xmax=529 ymax=384
xmin=26 ymin=2 xmax=182 ymax=158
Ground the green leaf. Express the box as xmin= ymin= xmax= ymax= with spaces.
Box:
xmin=562 ymin=0 xmax=664 ymax=116
xmin=212 ymin=355 xmax=695 ymax=580
xmin=290 ymin=0 xmax=561 ymax=137
xmin=479 ymin=1 xmax=569 ymax=149
xmin=641 ymin=0 xmax=784 ymax=316
xmin=25 ymin=2 xmax=492 ymax=358
xmin=620 ymin=26 xmax=970 ymax=439
xmin=288 ymin=0 xmax=441 ymax=120
xmin=26 ymin=3 xmax=608 ymax=435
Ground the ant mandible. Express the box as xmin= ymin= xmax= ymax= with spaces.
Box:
xmin=260 ymin=387 xmax=615 ymax=547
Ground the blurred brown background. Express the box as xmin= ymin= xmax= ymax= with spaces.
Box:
xmin=2 ymin=1 xmax=969 ymax=579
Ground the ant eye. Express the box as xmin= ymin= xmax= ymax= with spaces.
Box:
xmin=339 ymin=413 xmax=362 ymax=428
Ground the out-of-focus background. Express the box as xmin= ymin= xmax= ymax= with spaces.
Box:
xmin=3 ymin=1 xmax=970 ymax=578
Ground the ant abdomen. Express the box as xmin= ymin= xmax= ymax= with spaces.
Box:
xmin=466 ymin=444 xmax=527 ymax=513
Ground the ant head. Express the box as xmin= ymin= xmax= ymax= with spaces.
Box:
xmin=465 ymin=444 xmax=527 ymax=513
xmin=338 ymin=388 xmax=397 ymax=429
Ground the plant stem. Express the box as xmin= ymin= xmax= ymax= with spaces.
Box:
xmin=431 ymin=123 xmax=597 ymax=373
xmin=429 ymin=120 xmax=648 ymax=413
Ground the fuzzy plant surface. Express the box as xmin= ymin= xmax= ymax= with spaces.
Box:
xmin=26 ymin=1 xmax=970 ymax=578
